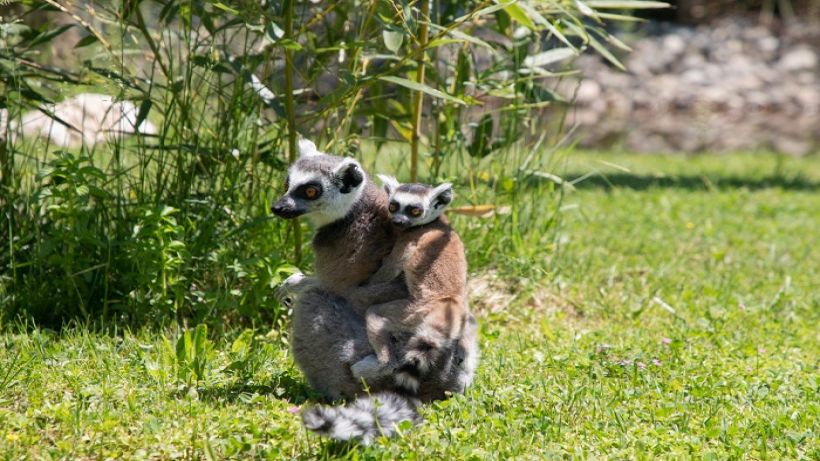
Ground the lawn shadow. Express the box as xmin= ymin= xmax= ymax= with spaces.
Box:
xmin=198 ymin=371 xmax=319 ymax=405
xmin=561 ymin=173 xmax=820 ymax=191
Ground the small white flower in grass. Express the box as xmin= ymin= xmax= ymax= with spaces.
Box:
xmin=231 ymin=148 xmax=240 ymax=160
xmin=338 ymin=42 xmax=346 ymax=64
xmin=512 ymin=26 xmax=530 ymax=40
xmin=287 ymin=406 xmax=300 ymax=415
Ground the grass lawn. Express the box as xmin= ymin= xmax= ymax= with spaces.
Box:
xmin=1 ymin=152 xmax=818 ymax=459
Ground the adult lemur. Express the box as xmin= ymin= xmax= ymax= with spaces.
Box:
xmin=272 ymin=139 xmax=478 ymax=444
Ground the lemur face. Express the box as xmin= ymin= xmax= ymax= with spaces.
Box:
xmin=271 ymin=139 xmax=365 ymax=227
xmin=377 ymin=175 xmax=453 ymax=230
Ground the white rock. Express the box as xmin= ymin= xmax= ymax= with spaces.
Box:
xmin=779 ymin=47 xmax=817 ymax=72
xmin=8 ymin=93 xmax=158 ymax=148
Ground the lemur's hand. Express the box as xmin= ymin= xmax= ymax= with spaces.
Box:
xmin=351 ymin=355 xmax=388 ymax=380
xmin=275 ymin=272 xmax=316 ymax=307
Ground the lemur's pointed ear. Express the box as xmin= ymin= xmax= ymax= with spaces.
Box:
xmin=377 ymin=174 xmax=400 ymax=196
xmin=298 ymin=138 xmax=319 ymax=157
xmin=430 ymin=182 xmax=453 ymax=209
xmin=334 ymin=158 xmax=364 ymax=194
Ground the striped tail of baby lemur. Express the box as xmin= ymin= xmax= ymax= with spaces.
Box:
xmin=272 ymin=139 xmax=477 ymax=445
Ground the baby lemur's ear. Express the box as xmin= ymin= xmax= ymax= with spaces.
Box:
xmin=298 ymin=138 xmax=319 ymax=157
xmin=334 ymin=158 xmax=364 ymax=194
xmin=430 ymin=182 xmax=453 ymax=209
xmin=377 ymin=174 xmax=400 ymax=196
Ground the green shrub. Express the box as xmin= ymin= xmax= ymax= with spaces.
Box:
xmin=0 ymin=0 xmax=667 ymax=328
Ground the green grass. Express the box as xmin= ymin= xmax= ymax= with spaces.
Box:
xmin=1 ymin=151 xmax=818 ymax=459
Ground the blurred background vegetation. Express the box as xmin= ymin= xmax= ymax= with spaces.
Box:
xmin=0 ymin=0 xmax=816 ymax=330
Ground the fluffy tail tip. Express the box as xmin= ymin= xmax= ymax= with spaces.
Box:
xmin=301 ymin=392 xmax=420 ymax=445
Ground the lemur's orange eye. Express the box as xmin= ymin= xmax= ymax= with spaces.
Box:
xmin=410 ymin=208 xmax=422 ymax=217
xmin=305 ymin=187 xmax=318 ymax=199
xmin=388 ymin=202 xmax=399 ymax=213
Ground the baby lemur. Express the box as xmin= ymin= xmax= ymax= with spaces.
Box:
xmin=350 ymin=175 xmax=469 ymax=392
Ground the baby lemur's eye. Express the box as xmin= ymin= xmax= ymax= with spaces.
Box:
xmin=409 ymin=207 xmax=422 ymax=217
xmin=388 ymin=202 xmax=399 ymax=213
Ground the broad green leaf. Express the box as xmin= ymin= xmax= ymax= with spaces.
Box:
xmin=231 ymin=330 xmax=254 ymax=355
xmin=378 ymin=76 xmax=466 ymax=105
xmin=383 ymin=29 xmax=404 ymax=53
xmin=193 ymin=324 xmax=208 ymax=357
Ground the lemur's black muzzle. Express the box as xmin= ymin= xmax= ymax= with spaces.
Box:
xmin=391 ymin=215 xmax=411 ymax=229
xmin=271 ymin=196 xmax=306 ymax=219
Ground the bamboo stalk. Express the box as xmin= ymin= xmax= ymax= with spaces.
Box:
xmin=410 ymin=0 xmax=431 ymax=183
xmin=283 ymin=0 xmax=302 ymax=263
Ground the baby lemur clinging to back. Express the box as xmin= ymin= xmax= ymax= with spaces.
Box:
xmin=351 ymin=175 xmax=469 ymax=392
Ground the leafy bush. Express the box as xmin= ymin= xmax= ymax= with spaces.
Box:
xmin=0 ymin=0 xmax=667 ymax=328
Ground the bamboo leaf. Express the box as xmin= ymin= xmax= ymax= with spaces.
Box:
xmin=518 ymin=3 xmax=575 ymax=50
xmin=383 ymin=29 xmax=404 ymax=53
xmin=595 ymin=12 xmax=648 ymax=22
xmin=24 ymin=24 xmax=74 ymax=50
xmin=135 ymin=99 xmax=152 ymax=132
xmin=264 ymin=22 xmax=285 ymax=44
xmin=587 ymin=31 xmax=626 ymax=70
xmin=428 ymin=23 xmax=496 ymax=52
xmin=379 ymin=76 xmax=466 ymax=105
xmin=74 ymin=34 xmax=99 ymax=48
xmin=456 ymin=2 xmax=513 ymax=22
xmin=575 ymin=0 xmax=598 ymax=18
xmin=585 ymin=1 xmax=670 ymax=9
xmin=212 ymin=2 xmax=239 ymax=15
xmin=522 ymin=47 xmax=576 ymax=68
xmin=502 ymin=3 xmax=536 ymax=30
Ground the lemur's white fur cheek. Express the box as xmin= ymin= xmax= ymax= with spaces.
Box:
xmin=307 ymin=180 xmax=365 ymax=227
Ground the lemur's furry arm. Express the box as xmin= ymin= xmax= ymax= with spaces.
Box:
xmin=347 ymin=277 xmax=408 ymax=315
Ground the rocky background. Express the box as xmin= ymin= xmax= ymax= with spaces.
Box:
xmin=564 ymin=17 xmax=819 ymax=155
